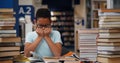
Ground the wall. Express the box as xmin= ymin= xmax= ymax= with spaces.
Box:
xmin=74 ymin=0 xmax=87 ymax=55
xmin=74 ymin=0 xmax=86 ymax=21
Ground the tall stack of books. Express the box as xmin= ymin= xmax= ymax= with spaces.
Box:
xmin=0 ymin=8 xmax=21 ymax=63
xmin=97 ymin=9 xmax=120 ymax=63
xmin=78 ymin=29 xmax=98 ymax=62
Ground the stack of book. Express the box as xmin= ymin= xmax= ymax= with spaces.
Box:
xmin=97 ymin=9 xmax=120 ymax=63
xmin=78 ymin=29 xmax=98 ymax=62
xmin=0 ymin=8 xmax=21 ymax=63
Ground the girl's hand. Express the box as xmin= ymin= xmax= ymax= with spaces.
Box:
xmin=44 ymin=28 xmax=51 ymax=37
xmin=36 ymin=27 xmax=44 ymax=37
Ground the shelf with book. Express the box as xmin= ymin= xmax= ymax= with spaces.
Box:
xmin=86 ymin=0 xmax=92 ymax=28
xmin=91 ymin=0 xmax=107 ymax=28
xmin=51 ymin=10 xmax=74 ymax=49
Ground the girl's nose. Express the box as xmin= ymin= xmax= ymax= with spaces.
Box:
xmin=42 ymin=27 xmax=45 ymax=30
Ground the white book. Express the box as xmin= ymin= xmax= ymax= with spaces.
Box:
xmin=98 ymin=54 xmax=120 ymax=58
xmin=80 ymin=49 xmax=97 ymax=53
xmin=99 ymin=34 xmax=120 ymax=38
xmin=99 ymin=24 xmax=120 ymax=28
xmin=98 ymin=46 xmax=120 ymax=51
xmin=80 ymin=57 xmax=97 ymax=61
xmin=99 ymin=21 xmax=120 ymax=25
xmin=97 ymin=38 xmax=120 ymax=42
xmin=99 ymin=33 xmax=120 ymax=36
xmin=100 ymin=16 xmax=120 ymax=19
xmin=80 ymin=53 xmax=97 ymax=58
xmin=98 ymin=50 xmax=120 ymax=55
xmin=79 ymin=34 xmax=97 ymax=40
xmin=99 ymin=18 xmax=120 ymax=22
xmin=99 ymin=12 xmax=120 ymax=16
xmin=0 ymin=30 xmax=16 ymax=33
xmin=79 ymin=43 xmax=96 ymax=46
xmin=0 ymin=34 xmax=16 ymax=37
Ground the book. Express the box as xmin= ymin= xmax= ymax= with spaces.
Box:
xmin=80 ymin=49 xmax=97 ymax=53
xmin=99 ymin=24 xmax=120 ymax=28
xmin=0 ymin=60 xmax=13 ymax=63
xmin=98 ymin=54 xmax=120 ymax=58
xmin=0 ymin=12 xmax=14 ymax=18
xmin=99 ymin=35 xmax=120 ymax=38
xmin=0 ymin=23 xmax=15 ymax=26
xmin=0 ymin=30 xmax=16 ymax=34
xmin=99 ymin=12 xmax=120 ymax=16
xmin=0 ymin=43 xmax=16 ymax=47
xmin=99 ymin=29 xmax=120 ymax=33
xmin=98 ymin=46 xmax=120 ymax=51
xmin=79 ymin=45 xmax=97 ymax=50
xmin=97 ymin=42 xmax=120 ymax=46
xmin=0 ymin=33 xmax=16 ymax=37
xmin=0 ymin=26 xmax=14 ymax=30
xmin=99 ymin=21 xmax=120 ymax=25
xmin=0 ymin=37 xmax=21 ymax=42
xmin=0 ymin=8 xmax=13 ymax=13
xmin=79 ymin=34 xmax=98 ymax=40
xmin=0 ymin=46 xmax=20 ymax=51
xmin=97 ymin=57 xmax=120 ymax=63
xmin=99 ymin=32 xmax=120 ymax=38
xmin=78 ymin=29 xmax=98 ymax=33
xmin=97 ymin=38 xmax=120 ymax=42
xmin=0 ymin=51 xmax=20 ymax=57
xmin=99 ymin=9 xmax=120 ymax=12
xmin=100 ymin=18 xmax=120 ymax=22
xmin=0 ymin=18 xmax=15 ymax=21
xmin=80 ymin=52 xmax=97 ymax=58
xmin=98 ymin=50 xmax=120 ymax=55
xmin=100 ymin=15 xmax=120 ymax=19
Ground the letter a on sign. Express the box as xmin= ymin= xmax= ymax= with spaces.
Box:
xmin=19 ymin=7 xmax=25 ymax=14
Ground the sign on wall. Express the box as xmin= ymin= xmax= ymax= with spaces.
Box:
xmin=18 ymin=5 xmax=34 ymax=22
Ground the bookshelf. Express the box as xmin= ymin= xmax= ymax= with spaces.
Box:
xmin=86 ymin=0 xmax=92 ymax=28
xmin=91 ymin=0 xmax=107 ymax=28
xmin=51 ymin=10 xmax=74 ymax=50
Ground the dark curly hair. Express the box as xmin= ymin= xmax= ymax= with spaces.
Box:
xmin=36 ymin=8 xmax=51 ymax=20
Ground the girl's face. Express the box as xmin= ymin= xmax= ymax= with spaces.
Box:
xmin=36 ymin=18 xmax=51 ymax=29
